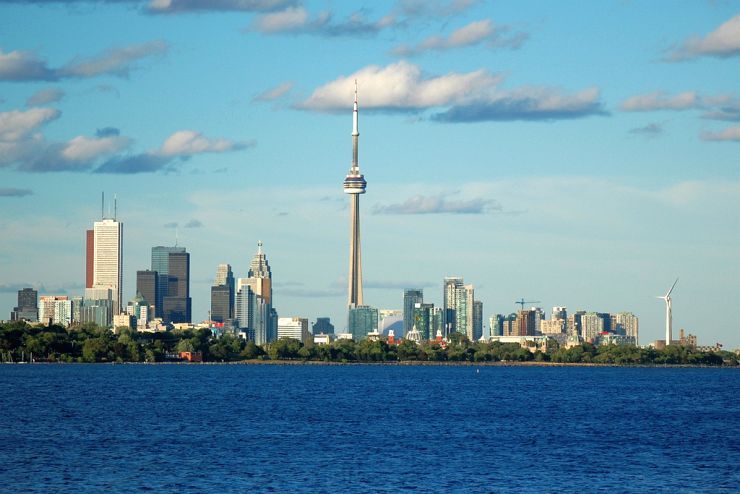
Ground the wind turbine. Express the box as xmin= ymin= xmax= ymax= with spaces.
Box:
xmin=657 ymin=278 xmax=678 ymax=346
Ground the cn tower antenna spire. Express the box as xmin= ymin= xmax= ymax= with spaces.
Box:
xmin=352 ymin=79 xmax=359 ymax=139
xmin=344 ymin=79 xmax=367 ymax=309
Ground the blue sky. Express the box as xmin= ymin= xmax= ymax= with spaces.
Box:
xmin=1 ymin=0 xmax=739 ymax=348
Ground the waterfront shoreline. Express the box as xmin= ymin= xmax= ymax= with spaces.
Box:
xmin=4 ymin=360 xmax=736 ymax=368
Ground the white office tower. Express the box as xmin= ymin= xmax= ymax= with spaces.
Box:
xmin=93 ymin=218 xmax=123 ymax=314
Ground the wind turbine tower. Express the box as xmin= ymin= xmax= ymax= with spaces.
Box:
xmin=658 ymin=278 xmax=678 ymax=346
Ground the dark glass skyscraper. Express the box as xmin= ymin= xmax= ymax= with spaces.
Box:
xmin=151 ymin=245 xmax=185 ymax=318
xmin=163 ymin=250 xmax=191 ymax=323
xmin=135 ymin=270 xmax=158 ymax=316
xmin=403 ymin=289 xmax=423 ymax=334
xmin=210 ymin=264 xmax=234 ymax=323
xmin=210 ymin=285 xmax=232 ymax=323
xmin=11 ymin=287 xmax=38 ymax=322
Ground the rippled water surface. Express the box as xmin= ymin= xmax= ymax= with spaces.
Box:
xmin=1 ymin=364 xmax=738 ymax=493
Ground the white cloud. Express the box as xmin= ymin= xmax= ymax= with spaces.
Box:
xmin=158 ymin=130 xmax=251 ymax=156
xmin=0 ymin=107 xmax=60 ymax=141
xmin=620 ymin=91 xmax=699 ymax=111
xmin=26 ymin=88 xmax=65 ymax=106
xmin=667 ymin=14 xmax=740 ymax=61
xmin=250 ymin=6 xmax=398 ymax=37
xmin=629 ymin=122 xmax=664 ymax=138
xmin=701 ymin=125 xmax=740 ymax=142
xmin=373 ymin=193 xmax=499 ymax=214
xmin=297 ymin=61 xmax=604 ymax=122
xmin=393 ymin=19 xmax=527 ymax=56
xmin=297 ymin=61 xmax=501 ymax=112
xmin=253 ymin=6 xmax=309 ymax=32
xmin=0 ymin=41 xmax=167 ymax=81
xmin=58 ymin=40 xmax=168 ymax=78
xmin=147 ymin=0 xmax=294 ymax=14
xmin=397 ymin=0 xmax=480 ymax=18
xmin=61 ymin=135 xmax=131 ymax=162
xmin=253 ymin=81 xmax=293 ymax=102
xmin=0 ymin=49 xmax=53 ymax=81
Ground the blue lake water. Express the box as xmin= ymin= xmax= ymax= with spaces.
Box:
xmin=0 ymin=364 xmax=738 ymax=493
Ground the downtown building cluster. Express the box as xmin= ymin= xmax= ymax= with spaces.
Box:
xmin=8 ymin=88 xmax=645 ymax=350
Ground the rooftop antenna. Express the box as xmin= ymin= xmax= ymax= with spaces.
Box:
xmin=114 ymin=194 xmax=117 ymax=221
xmin=101 ymin=191 xmax=104 ymax=219
xmin=175 ymin=226 xmax=179 ymax=247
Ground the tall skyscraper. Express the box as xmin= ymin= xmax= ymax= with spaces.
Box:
xmin=403 ymin=289 xmax=423 ymax=334
xmin=246 ymin=242 xmax=271 ymax=304
xmin=412 ymin=302 xmax=437 ymax=340
xmin=135 ymin=270 xmax=158 ymax=318
xmin=215 ymin=263 xmax=234 ymax=287
xmin=443 ymin=277 xmax=474 ymax=338
xmin=11 ymin=287 xmax=38 ymax=322
xmin=236 ymin=242 xmax=276 ymax=344
xmin=163 ymin=250 xmax=191 ymax=323
xmin=443 ymin=277 xmax=464 ymax=335
xmin=473 ymin=300 xmax=483 ymax=341
xmin=92 ymin=217 xmax=122 ymax=314
xmin=343 ymin=81 xmax=367 ymax=308
xmin=348 ymin=305 xmax=378 ymax=341
xmin=211 ymin=263 xmax=235 ymax=323
xmin=85 ymin=229 xmax=94 ymax=288
xmin=151 ymin=245 xmax=185 ymax=317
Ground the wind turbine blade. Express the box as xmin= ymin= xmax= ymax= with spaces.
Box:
xmin=666 ymin=278 xmax=679 ymax=297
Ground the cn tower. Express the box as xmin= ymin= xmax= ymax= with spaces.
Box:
xmin=343 ymin=81 xmax=367 ymax=308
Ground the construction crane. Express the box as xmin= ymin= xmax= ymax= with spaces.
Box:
xmin=515 ymin=298 xmax=541 ymax=311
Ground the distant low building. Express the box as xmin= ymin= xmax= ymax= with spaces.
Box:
xmin=487 ymin=335 xmax=552 ymax=353
xmin=313 ymin=333 xmax=332 ymax=345
xmin=312 ymin=317 xmax=335 ymax=335
xmin=278 ymin=317 xmax=310 ymax=343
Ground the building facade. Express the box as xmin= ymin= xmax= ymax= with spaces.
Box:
xmin=92 ymin=218 xmax=123 ymax=314
xmin=11 ymin=288 xmax=38 ymax=322
xmin=163 ymin=250 xmax=191 ymax=324
xmin=403 ymin=289 xmax=423 ymax=334
xmin=348 ymin=305 xmax=378 ymax=341
xmin=277 ymin=317 xmax=310 ymax=342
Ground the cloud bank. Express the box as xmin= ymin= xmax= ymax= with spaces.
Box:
xmin=373 ymin=193 xmax=499 ymax=215
xmin=0 ymin=107 xmax=253 ymax=173
xmin=629 ymin=122 xmax=664 ymax=138
xmin=26 ymin=88 xmax=65 ymax=106
xmin=701 ymin=125 xmax=740 ymax=142
xmin=0 ymin=187 xmax=33 ymax=197
xmin=621 ymin=91 xmax=699 ymax=111
xmin=393 ymin=19 xmax=527 ymax=56
xmin=2 ymin=0 xmax=295 ymax=13
xmin=147 ymin=0 xmax=295 ymax=14
xmin=297 ymin=61 xmax=604 ymax=122
xmin=666 ymin=14 xmax=740 ymax=61
xmin=0 ymin=40 xmax=167 ymax=82
xmin=252 ymin=82 xmax=293 ymax=102
xmin=250 ymin=7 xmax=398 ymax=37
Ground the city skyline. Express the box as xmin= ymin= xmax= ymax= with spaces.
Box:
xmin=0 ymin=1 xmax=739 ymax=347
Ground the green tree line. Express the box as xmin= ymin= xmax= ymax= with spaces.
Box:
xmin=0 ymin=321 xmax=736 ymax=366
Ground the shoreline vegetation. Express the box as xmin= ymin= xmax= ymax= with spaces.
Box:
xmin=2 ymin=321 xmax=737 ymax=367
